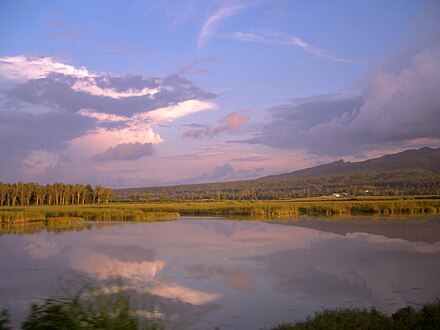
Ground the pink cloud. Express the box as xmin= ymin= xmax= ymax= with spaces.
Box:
xmin=222 ymin=109 xmax=249 ymax=129
xmin=183 ymin=109 xmax=250 ymax=139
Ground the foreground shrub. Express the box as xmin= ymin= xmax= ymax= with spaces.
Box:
xmin=19 ymin=282 xmax=163 ymax=330
xmin=272 ymin=301 xmax=440 ymax=330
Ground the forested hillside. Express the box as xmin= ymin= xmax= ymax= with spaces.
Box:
xmin=114 ymin=147 xmax=440 ymax=201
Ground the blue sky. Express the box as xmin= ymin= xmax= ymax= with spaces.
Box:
xmin=1 ymin=0 xmax=439 ymax=187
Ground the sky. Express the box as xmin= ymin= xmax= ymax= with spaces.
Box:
xmin=0 ymin=0 xmax=439 ymax=187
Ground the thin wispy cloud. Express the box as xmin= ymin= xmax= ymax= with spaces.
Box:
xmin=44 ymin=13 xmax=75 ymax=28
xmin=232 ymin=31 xmax=363 ymax=63
xmin=198 ymin=2 xmax=248 ymax=49
xmin=43 ymin=29 xmax=86 ymax=41
xmin=43 ymin=13 xmax=87 ymax=42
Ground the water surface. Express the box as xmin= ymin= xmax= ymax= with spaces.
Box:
xmin=1 ymin=216 xmax=439 ymax=329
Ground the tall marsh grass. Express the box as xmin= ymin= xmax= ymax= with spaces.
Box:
xmin=0 ymin=205 xmax=179 ymax=224
xmin=118 ymin=199 xmax=440 ymax=217
xmin=1 ymin=198 xmax=439 ymax=224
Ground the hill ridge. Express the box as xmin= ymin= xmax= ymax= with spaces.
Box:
xmin=114 ymin=147 xmax=440 ymax=200
xmin=260 ymin=146 xmax=440 ymax=180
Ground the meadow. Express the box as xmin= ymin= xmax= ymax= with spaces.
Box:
xmin=1 ymin=197 xmax=439 ymax=224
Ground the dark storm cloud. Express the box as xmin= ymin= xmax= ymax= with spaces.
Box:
xmin=268 ymin=94 xmax=363 ymax=131
xmin=0 ymin=110 xmax=95 ymax=179
xmin=246 ymin=47 xmax=440 ymax=156
xmin=93 ymin=143 xmax=154 ymax=161
xmin=242 ymin=4 xmax=440 ymax=157
xmin=0 ymin=110 xmax=96 ymax=157
xmin=2 ymin=73 xmax=216 ymax=117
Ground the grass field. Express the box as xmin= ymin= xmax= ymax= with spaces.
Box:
xmin=1 ymin=196 xmax=439 ymax=224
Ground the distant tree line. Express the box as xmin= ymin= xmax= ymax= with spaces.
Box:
xmin=115 ymin=169 xmax=440 ymax=201
xmin=0 ymin=182 xmax=113 ymax=206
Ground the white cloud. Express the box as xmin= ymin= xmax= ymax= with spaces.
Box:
xmin=78 ymin=109 xmax=128 ymax=123
xmin=0 ymin=56 xmax=93 ymax=82
xmin=68 ymin=126 xmax=162 ymax=158
xmin=148 ymin=282 xmax=221 ymax=305
xmin=71 ymin=253 xmax=165 ymax=280
xmin=72 ymin=80 xmax=160 ymax=99
xmin=233 ymin=31 xmax=266 ymax=43
xmin=70 ymin=252 xmax=221 ymax=305
xmin=146 ymin=99 xmax=217 ymax=122
xmin=74 ymin=99 xmax=215 ymax=156
xmin=0 ymin=56 xmax=163 ymax=100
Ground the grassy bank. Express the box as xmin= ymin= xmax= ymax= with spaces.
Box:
xmin=0 ymin=198 xmax=439 ymax=224
xmin=0 ymin=221 xmax=123 ymax=235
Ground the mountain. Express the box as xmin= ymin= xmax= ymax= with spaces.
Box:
xmin=114 ymin=147 xmax=440 ymax=200
xmin=260 ymin=147 xmax=440 ymax=180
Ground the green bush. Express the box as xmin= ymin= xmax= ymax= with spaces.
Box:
xmin=272 ymin=301 xmax=440 ymax=330
xmin=20 ymin=284 xmax=163 ymax=330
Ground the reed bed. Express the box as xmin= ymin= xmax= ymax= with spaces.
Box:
xmin=126 ymin=199 xmax=440 ymax=217
xmin=0 ymin=205 xmax=180 ymax=224
xmin=0 ymin=199 xmax=439 ymax=224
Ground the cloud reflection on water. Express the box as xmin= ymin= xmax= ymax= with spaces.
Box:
xmin=69 ymin=252 xmax=221 ymax=305
xmin=249 ymin=228 xmax=440 ymax=313
xmin=23 ymin=235 xmax=61 ymax=259
xmin=7 ymin=218 xmax=440 ymax=328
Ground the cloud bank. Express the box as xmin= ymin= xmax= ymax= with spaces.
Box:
xmin=246 ymin=47 xmax=440 ymax=156
xmin=176 ymin=163 xmax=264 ymax=184
xmin=0 ymin=56 xmax=217 ymax=182
xmin=93 ymin=143 xmax=154 ymax=162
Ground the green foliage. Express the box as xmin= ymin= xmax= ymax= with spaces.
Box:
xmin=0 ymin=182 xmax=113 ymax=207
xmin=271 ymin=301 xmax=440 ymax=330
xmin=0 ymin=310 xmax=11 ymax=330
xmin=22 ymin=296 xmax=136 ymax=330
xmin=21 ymin=284 xmax=162 ymax=330
xmin=391 ymin=302 xmax=440 ymax=330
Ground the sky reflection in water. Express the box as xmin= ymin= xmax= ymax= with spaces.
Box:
xmin=0 ymin=217 xmax=439 ymax=329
